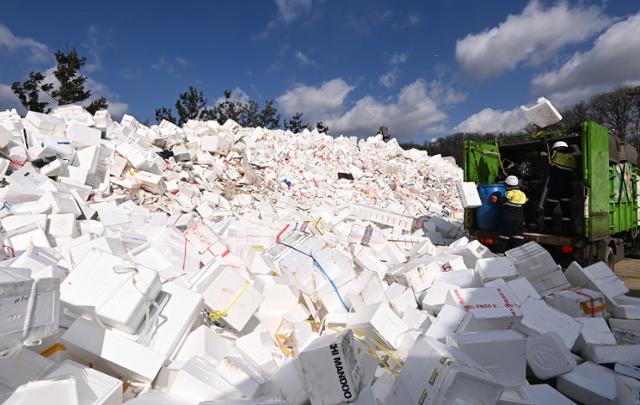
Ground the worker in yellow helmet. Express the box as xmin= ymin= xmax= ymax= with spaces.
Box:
xmin=544 ymin=141 xmax=577 ymax=235
xmin=491 ymin=175 xmax=528 ymax=254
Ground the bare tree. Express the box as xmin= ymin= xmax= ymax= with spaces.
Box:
xmin=590 ymin=87 xmax=634 ymax=141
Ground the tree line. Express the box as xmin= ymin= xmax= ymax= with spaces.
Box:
xmin=11 ymin=48 xmax=329 ymax=133
xmin=413 ymin=85 xmax=640 ymax=164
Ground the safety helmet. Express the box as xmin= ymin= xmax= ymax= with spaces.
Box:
xmin=552 ymin=141 xmax=569 ymax=150
xmin=505 ymin=175 xmax=519 ymax=186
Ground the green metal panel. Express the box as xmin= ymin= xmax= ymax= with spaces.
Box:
xmin=609 ymin=163 xmax=638 ymax=234
xmin=582 ymin=122 xmax=610 ymax=240
xmin=463 ymin=140 xmax=501 ymax=229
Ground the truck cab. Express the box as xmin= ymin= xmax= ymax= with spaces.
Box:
xmin=464 ymin=121 xmax=639 ymax=268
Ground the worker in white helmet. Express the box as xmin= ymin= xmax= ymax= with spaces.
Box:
xmin=491 ymin=175 xmax=528 ymax=253
xmin=544 ymin=140 xmax=577 ymax=235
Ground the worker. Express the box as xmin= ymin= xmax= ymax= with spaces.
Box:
xmin=491 ymin=175 xmax=528 ymax=254
xmin=544 ymin=141 xmax=577 ymax=235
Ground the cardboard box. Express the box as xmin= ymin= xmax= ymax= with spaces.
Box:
xmin=299 ymin=330 xmax=361 ymax=405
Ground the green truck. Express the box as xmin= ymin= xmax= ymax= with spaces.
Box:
xmin=464 ymin=121 xmax=639 ymax=268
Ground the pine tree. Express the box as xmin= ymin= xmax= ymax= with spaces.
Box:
xmin=258 ymin=100 xmax=280 ymax=129
xmin=11 ymin=72 xmax=54 ymax=112
xmin=155 ymin=107 xmax=177 ymax=124
xmin=284 ymin=112 xmax=309 ymax=133
xmin=315 ymin=121 xmax=329 ymax=134
xmin=175 ymin=86 xmax=211 ymax=125
xmin=51 ymin=49 xmax=93 ymax=106
xmin=238 ymin=100 xmax=260 ymax=127
xmin=215 ymin=89 xmax=241 ymax=124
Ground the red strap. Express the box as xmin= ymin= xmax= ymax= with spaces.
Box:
xmin=276 ymin=224 xmax=290 ymax=242
xmin=573 ymin=289 xmax=597 ymax=317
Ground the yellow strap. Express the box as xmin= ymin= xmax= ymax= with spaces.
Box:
xmin=40 ymin=343 xmax=66 ymax=358
xmin=208 ymin=281 xmax=250 ymax=322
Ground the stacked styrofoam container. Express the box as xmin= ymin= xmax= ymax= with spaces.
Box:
xmin=0 ymin=106 xmax=639 ymax=404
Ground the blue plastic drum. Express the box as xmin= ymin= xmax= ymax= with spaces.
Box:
xmin=476 ymin=184 xmax=506 ymax=230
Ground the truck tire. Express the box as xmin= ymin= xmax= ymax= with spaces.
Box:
xmin=605 ymin=247 xmax=615 ymax=270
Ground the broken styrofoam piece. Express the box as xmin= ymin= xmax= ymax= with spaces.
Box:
xmin=386 ymin=335 xmax=503 ymax=404
xmin=526 ymin=332 xmax=576 ymax=379
xmin=299 ymin=329 xmax=361 ymax=405
xmin=517 ymin=297 xmax=582 ymax=350
xmin=506 ymin=242 xmax=569 ymax=297
xmin=447 ymin=330 xmax=527 ymax=387
xmin=556 ymin=362 xmax=617 ymax=405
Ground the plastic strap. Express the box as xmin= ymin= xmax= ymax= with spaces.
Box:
xmin=208 ymin=281 xmax=250 ymax=323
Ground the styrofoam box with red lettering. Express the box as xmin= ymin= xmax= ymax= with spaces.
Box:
xmin=445 ymin=287 xmax=523 ymax=331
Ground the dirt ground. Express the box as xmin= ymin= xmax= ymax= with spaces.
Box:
xmin=615 ymin=258 xmax=640 ymax=296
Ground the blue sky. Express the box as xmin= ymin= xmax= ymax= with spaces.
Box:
xmin=1 ymin=0 xmax=639 ymax=142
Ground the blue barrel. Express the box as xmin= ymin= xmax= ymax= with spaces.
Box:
xmin=475 ymin=184 xmax=506 ymax=230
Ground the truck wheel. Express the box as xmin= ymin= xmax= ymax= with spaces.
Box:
xmin=605 ymin=247 xmax=615 ymax=270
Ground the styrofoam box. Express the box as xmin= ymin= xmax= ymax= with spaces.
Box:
xmin=4 ymin=377 xmax=79 ymax=405
xmin=575 ymin=317 xmax=616 ymax=350
xmin=581 ymin=344 xmax=640 ymax=366
xmin=506 ymin=277 xmax=541 ymax=305
xmin=545 ymin=288 xmax=606 ymax=318
xmin=386 ymin=335 xmax=503 ymax=404
xmin=565 ymin=261 xmax=628 ymax=301
xmin=299 ymin=329 xmax=361 ymax=405
xmin=522 ymin=384 xmax=574 ymax=405
xmin=44 ymin=360 xmax=123 ymax=405
xmin=174 ymin=325 xmax=239 ymax=363
xmin=0 ymin=349 xmax=54 ymax=401
xmin=447 ymin=330 xmax=527 ymax=387
xmin=506 ymin=242 xmax=569 ymax=296
xmin=5 ymin=223 xmax=52 ymax=251
xmin=557 ymin=362 xmax=617 ymax=405
xmin=517 ymin=297 xmax=582 ymax=350
xmin=609 ymin=318 xmax=640 ymax=344
xmin=168 ymin=356 xmax=240 ymax=402
xmin=61 ymin=317 xmax=166 ymax=383
xmin=122 ymin=390 xmax=196 ymax=405
xmin=60 ymin=249 xmax=162 ymax=333
xmin=475 ymin=257 xmax=519 ymax=284
xmin=421 ymin=281 xmax=457 ymax=314
xmin=0 ymin=214 xmax=48 ymax=232
xmin=526 ymin=332 xmax=576 ymax=379
xmin=348 ymin=301 xmax=409 ymax=350
xmin=615 ymin=362 xmax=640 ymax=380
xmin=445 ymin=287 xmax=523 ymax=331
xmin=520 ymin=97 xmax=562 ymax=128
xmin=616 ymin=374 xmax=640 ymax=405
xmin=0 ymin=269 xmax=60 ymax=352
xmin=456 ymin=182 xmax=482 ymax=208
xmin=201 ymin=266 xmax=264 ymax=332
xmin=610 ymin=295 xmax=640 ymax=320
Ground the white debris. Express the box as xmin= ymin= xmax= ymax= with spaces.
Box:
xmin=0 ymin=106 xmax=639 ymax=404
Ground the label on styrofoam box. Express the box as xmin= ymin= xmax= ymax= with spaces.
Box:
xmin=446 ymin=287 xmax=522 ymax=330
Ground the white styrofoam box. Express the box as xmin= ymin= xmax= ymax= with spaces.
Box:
xmin=575 ymin=317 xmax=616 ymax=350
xmin=456 ymin=182 xmax=482 ymax=208
xmin=109 ymin=155 xmax=127 ymax=177
xmin=0 ymin=158 xmax=10 ymax=180
xmin=348 ymin=302 xmax=408 ymax=350
xmin=615 ymin=362 xmax=640 ymax=380
xmin=565 ymin=261 xmax=628 ymax=302
xmin=128 ymin=241 xmax=180 ymax=283
xmin=384 ymin=282 xmax=416 ymax=318
xmin=609 ymin=318 xmax=640 ymax=345
xmin=401 ymin=307 xmax=433 ymax=331
xmin=10 ymin=246 xmax=60 ymax=274
xmin=522 ymin=384 xmax=574 ymax=405
xmin=235 ymin=325 xmax=279 ymax=375
xmin=216 ymin=356 xmax=267 ymax=399
xmin=445 ymin=287 xmax=523 ymax=331
xmin=44 ymin=191 xmax=82 ymax=217
xmin=475 ymin=257 xmax=519 ymax=284
xmin=425 ymin=304 xmax=467 ymax=341
xmin=44 ymin=360 xmax=122 ymax=405
xmin=557 ymin=362 xmax=617 ymax=405
xmin=354 ymin=247 xmax=389 ymax=280
xmin=610 ymin=295 xmax=640 ymax=320
xmin=545 ymin=287 xmax=606 ymax=318
xmin=123 ymin=390 xmax=195 ymax=405
xmin=0 ymin=269 xmax=60 ymax=353
xmin=447 ymin=330 xmax=527 ymax=387
xmin=5 ymin=223 xmax=51 ymax=251
xmin=421 ymin=281 xmax=457 ymax=314
xmin=168 ymin=355 xmax=240 ymax=402
xmin=4 ymin=377 xmax=79 ymax=405
xmin=616 ymin=374 xmax=640 ymax=405
xmin=60 ymin=249 xmax=162 ymax=333
xmin=47 ymin=213 xmax=78 ymax=238
xmin=496 ymin=386 xmax=533 ymax=405
xmin=520 ymin=97 xmax=562 ymax=128
xmin=447 ymin=239 xmax=494 ymax=269
xmin=0 ymin=349 xmax=54 ymax=400
xmin=299 ymin=330 xmax=361 ymax=405
xmin=506 ymin=241 xmax=568 ymax=297
xmin=174 ymin=325 xmax=239 ymax=363
xmin=517 ymin=297 xmax=582 ymax=350
xmin=389 ymin=254 xmax=466 ymax=293
xmin=1 ymin=214 xmax=48 ymax=232
xmin=346 ymin=270 xmax=386 ymax=312
xmin=61 ymin=317 xmax=166 ymax=383
xmin=201 ymin=266 xmax=264 ymax=332
xmin=526 ymin=332 xmax=576 ymax=379
xmin=67 ymin=122 xmax=101 ymax=148
xmin=266 ymin=357 xmax=308 ymax=405
xmin=506 ymin=277 xmax=541 ymax=306
xmin=581 ymin=344 xmax=640 ymax=365
xmin=386 ymin=335 xmax=503 ymax=405
xmin=74 ymin=145 xmax=100 ymax=174
xmin=133 ymin=170 xmax=165 ymax=194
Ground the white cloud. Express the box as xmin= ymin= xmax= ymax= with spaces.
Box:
xmin=295 ymin=51 xmax=314 ymax=65
xmin=151 ymin=57 xmax=174 ymax=73
xmin=379 ymin=68 xmax=399 ymax=88
xmin=84 ymin=25 xmax=111 ymax=73
xmin=454 ymin=107 xmax=527 ymax=133
xmin=0 ymin=23 xmax=52 ymax=63
xmin=390 ymin=52 xmax=408 ymax=65
xmin=277 ymin=78 xmax=354 ymax=119
xmin=216 ymin=87 xmax=250 ymax=105
xmin=407 ymin=13 xmax=420 ymax=26
xmin=327 ymin=79 xmax=451 ymax=140
xmin=107 ymin=102 xmax=128 ymax=119
xmin=176 ymin=56 xmax=189 ymax=66
xmin=274 ymin=0 xmax=313 ymax=22
xmin=0 ymin=83 xmax=24 ymax=113
xmin=532 ymin=13 xmax=640 ymax=106
xmin=455 ymin=1 xmax=611 ymax=79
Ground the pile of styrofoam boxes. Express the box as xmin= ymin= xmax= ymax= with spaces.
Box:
xmin=1 ymin=106 xmax=640 ymax=404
